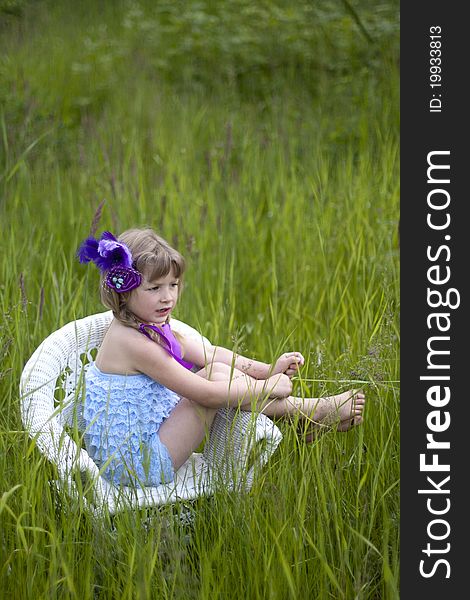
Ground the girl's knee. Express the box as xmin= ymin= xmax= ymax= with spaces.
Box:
xmin=210 ymin=362 xmax=248 ymax=381
xmin=211 ymin=362 xmax=231 ymax=374
xmin=196 ymin=362 xmax=247 ymax=382
xmin=197 ymin=362 xmax=231 ymax=380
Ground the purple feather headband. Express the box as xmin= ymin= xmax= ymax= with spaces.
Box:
xmin=77 ymin=231 xmax=142 ymax=293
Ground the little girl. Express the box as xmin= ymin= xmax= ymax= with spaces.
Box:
xmin=78 ymin=228 xmax=365 ymax=487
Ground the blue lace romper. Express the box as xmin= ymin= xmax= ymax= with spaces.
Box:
xmin=84 ymin=323 xmax=193 ymax=487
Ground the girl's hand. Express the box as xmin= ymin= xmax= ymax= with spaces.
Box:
xmin=264 ymin=373 xmax=292 ymax=399
xmin=273 ymin=352 xmax=305 ymax=378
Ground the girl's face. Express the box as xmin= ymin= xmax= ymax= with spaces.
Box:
xmin=126 ymin=267 xmax=180 ymax=326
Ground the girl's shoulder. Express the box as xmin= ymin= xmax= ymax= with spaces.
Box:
xmin=103 ymin=318 xmax=139 ymax=342
xmin=95 ymin=318 xmax=151 ymax=374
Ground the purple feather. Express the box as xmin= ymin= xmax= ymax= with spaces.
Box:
xmin=77 ymin=237 xmax=100 ymax=264
xmin=77 ymin=231 xmax=133 ymax=272
xmin=101 ymin=231 xmax=118 ymax=242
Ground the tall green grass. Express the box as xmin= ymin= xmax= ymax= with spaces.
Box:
xmin=1 ymin=1 xmax=399 ymax=597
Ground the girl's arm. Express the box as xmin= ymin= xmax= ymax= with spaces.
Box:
xmin=128 ymin=331 xmax=292 ymax=408
xmin=182 ymin=336 xmax=304 ymax=379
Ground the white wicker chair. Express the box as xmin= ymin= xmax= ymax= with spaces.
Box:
xmin=19 ymin=311 xmax=282 ymax=515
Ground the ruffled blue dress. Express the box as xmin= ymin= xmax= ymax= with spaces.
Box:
xmin=83 ymin=323 xmax=193 ymax=487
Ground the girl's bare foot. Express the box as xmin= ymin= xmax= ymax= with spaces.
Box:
xmin=315 ymin=389 xmax=365 ymax=426
xmin=301 ymin=390 xmax=365 ymax=442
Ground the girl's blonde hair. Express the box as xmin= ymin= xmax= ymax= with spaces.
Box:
xmin=100 ymin=228 xmax=185 ymax=337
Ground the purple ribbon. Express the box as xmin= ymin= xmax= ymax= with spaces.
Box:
xmin=139 ymin=322 xmax=194 ymax=371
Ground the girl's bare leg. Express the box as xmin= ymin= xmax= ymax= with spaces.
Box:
xmin=260 ymin=391 xmax=366 ymax=436
xmin=158 ymin=366 xmax=231 ymax=471
xmin=158 ymin=362 xmax=267 ymax=471
xmin=158 ymin=398 xmax=218 ymax=471
xmin=199 ymin=362 xmax=366 ymax=431
xmin=160 ymin=362 xmax=367 ymax=471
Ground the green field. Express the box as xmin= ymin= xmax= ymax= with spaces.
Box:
xmin=1 ymin=1 xmax=399 ymax=598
